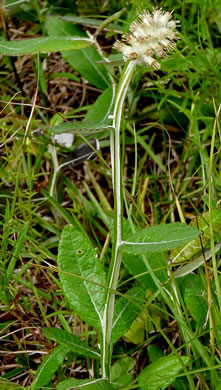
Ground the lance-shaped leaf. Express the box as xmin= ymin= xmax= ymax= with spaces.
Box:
xmin=119 ymin=223 xmax=201 ymax=254
xmin=49 ymin=86 xmax=115 ymax=135
xmin=31 ymin=345 xmax=70 ymax=390
xmin=58 ymin=225 xmax=106 ymax=329
xmin=0 ymin=37 xmax=90 ymax=56
xmin=112 ymin=286 xmax=145 ymax=343
xmin=43 ymin=328 xmax=100 ymax=359
xmin=49 ymin=120 xmax=113 ymax=135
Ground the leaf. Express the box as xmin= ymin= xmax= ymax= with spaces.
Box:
xmin=0 ymin=378 xmax=25 ymax=389
xmin=49 ymin=120 xmax=113 ymax=135
xmin=119 ymin=221 xmax=168 ymax=292
xmin=84 ymin=86 xmax=114 ymax=125
xmin=47 ymin=16 xmax=110 ymax=89
xmin=7 ymin=221 xmax=29 ymax=282
xmin=43 ymin=327 xmax=100 ymax=359
xmin=124 ymin=313 xmax=146 ymax=344
xmin=110 ymin=357 xmax=134 ymax=388
xmin=173 ymin=243 xmax=221 ymax=279
xmin=137 ymin=354 xmax=190 ymax=390
xmin=122 ymin=251 xmax=167 ymax=292
xmin=171 ymin=208 xmax=221 ymax=263
xmin=56 ymin=378 xmax=114 ymax=390
xmin=178 ymin=274 xmax=208 ymax=329
xmin=119 ymin=223 xmax=201 ymax=254
xmin=147 ymin=345 xmax=164 ymax=363
xmin=49 ymin=86 xmax=115 ymax=137
xmin=31 ymin=345 xmax=70 ymax=390
xmin=62 ymin=15 xmax=123 ymax=32
xmin=58 ymin=225 xmax=106 ymax=329
xmin=0 ymin=37 xmax=90 ymax=56
xmin=112 ymin=286 xmax=145 ymax=343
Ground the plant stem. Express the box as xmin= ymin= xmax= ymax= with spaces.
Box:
xmin=209 ymin=106 xmax=221 ymax=312
xmin=102 ymin=60 xmax=136 ymax=378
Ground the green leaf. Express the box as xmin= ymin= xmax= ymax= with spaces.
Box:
xmin=110 ymin=357 xmax=134 ymax=388
xmin=43 ymin=327 xmax=100 ymax=359
xmin=179 ymin=274 xmax=208 ymax=328
xmin=119 ymin=223 xmax=201 ymax=254
xmin=47 ymin=16 xmax=110 ymax=89
xmin=31 ymin=345 xmax=70 ymax=390
xmin=7 ymin=221 xmax=29 ymax=282
xmin=119 ymin=221 xmax=168 ymax=292
xmin=0 ymin=378 xmax=25 ymax=389
xmin=49 ymin=86 xmax=115 ymax=137
xmin=122 ymin=251 xmax=167 ymax=292
xmin=84 ymin=86 xmax=114 ymax=125
xmin=171 ymin=208 xmax=221 ymax=263
xmin=124 ymin=312 xmax=146 ymax=344
xmin=0 ymin=37 xmax=90 ymax=56
xmin=49 ymin=120 xmax=113 ymax=135
xmin=58 ymin=225 xmax=106 ymax=329
xmin=112 ymin=286 xmax=145 ymax=343
xmin=147 ymin=345 xmax=164 ymax=363
xmin=137 ymin=354 xmax=190 ymax=390
xmin=62 ymin=15 xmax=123 ymax=32
xmin=56 ymin=378 xmax=114 ymax=390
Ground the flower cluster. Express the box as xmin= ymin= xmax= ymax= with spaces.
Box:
xmin=113 ymin=8 xmax=179 ymax=69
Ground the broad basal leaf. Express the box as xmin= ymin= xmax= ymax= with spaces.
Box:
xmin=31 ymin=345 xmax=70 ymax=390
xmin=112 ymin=286 xmax=145 ymax=343
xmin=0 ymin=37 xmax=90 ymax=56
xmin=57 ymin=378 xmax=114 ymax=390
xmin=119 ymin=223 xmax=201 ymax=254
xmin=137 ymin=354 xmax=190 ymax=390
xmin=47 ymin=16 xmax=111 ymax=89
xmin=43 ymin=327 xmax=100 ymax=359
xmin=58 ymin=225 xmax=106 ymax=329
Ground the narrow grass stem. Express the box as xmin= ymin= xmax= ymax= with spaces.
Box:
xmin=102 ymin=60 xmax=136 ymax=378
xmin=209 ymin=108 xmax=221 ymax=312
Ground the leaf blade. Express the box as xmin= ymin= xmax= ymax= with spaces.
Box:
xmin=43 ymin=327 xmax=100 ymax=359
xmin=137 ymin=354 xmax=190 ymax=390
xmin=0 ymin=37 xmax=90 ymax=56
xmin=31 ymin=345 xmax=70 ymax=390
xmin=112 ymin=286 xmax=145 ymax=343
xmin=56 ymin=378 xmax=114 ymax=390
xmin=58 ymin=225 xmax=106 ymax=329
xmin=120 ymin=223 xmax=201 ymax=254
xmin=47 ymin=16 xmax=110 ymax=89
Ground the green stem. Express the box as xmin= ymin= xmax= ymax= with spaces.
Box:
xmin=102 ymin=60 xmax=136 ymax=378
xmin=209 ymin=111 xmax=221 ymax=312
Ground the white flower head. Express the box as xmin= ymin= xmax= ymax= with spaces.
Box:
xmin=113 ymin=8 xmax=179 ymax=68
